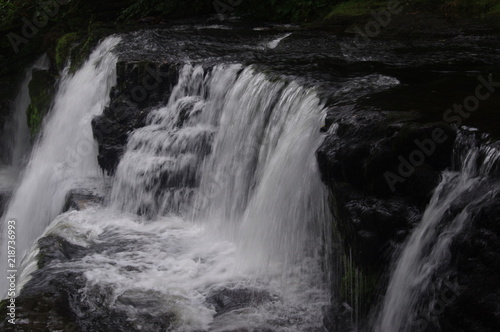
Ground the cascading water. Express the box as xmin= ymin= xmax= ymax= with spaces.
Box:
xmin=375 ymin=131 xmax=500 ymax=332
xmin=0 ymin=37 xmax=120 ymax=297
xmin=1 ymin=24 xmax=500 ymax=332
xmin=23 ymin=62 xmax=333 ymax=331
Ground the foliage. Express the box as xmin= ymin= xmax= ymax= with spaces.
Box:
xmin=0 ymin=0 xmax=15 ymax=24
xmin=55 ymin=32 xmax=79 ymax=70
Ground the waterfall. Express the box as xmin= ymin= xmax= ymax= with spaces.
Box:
xmin=2 ymin=55 xmax=50 ymax=169
xmin=375 ymin=131 xmax=500 ymax=332
xmin=112 ymin=63 xmax=331 ymax=273
xmin=0 ymin=55 xmax=50 ymax=193
xmin=46 ymin=63 xmax=332 ymax=331
xmin=0 ymin=37 xmax=120 ymax=297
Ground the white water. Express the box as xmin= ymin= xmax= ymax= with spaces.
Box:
xmin=0 ymin=55 xmax=50 ymax=191
xmin=31 ymin=63 xmax=334 ymax=331
xmin=376 ymin=134 xmax=500 ymax=332
xmin=267 ymin=33 xmax=292 ymax=49
xmin=0 ymin=37 xmax=120 ymax=297
xmin=113 ymin=63 xmax=331 ymax=272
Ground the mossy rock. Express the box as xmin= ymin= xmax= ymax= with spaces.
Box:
xmin=27 ymin=69 xmax=56 ymax=138
xmin=55 ymin=32 xmax=80 ymax=71
xmin=53 ymin=24 xmax=118 ymax=74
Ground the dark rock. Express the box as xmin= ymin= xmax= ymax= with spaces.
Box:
xmin=92 ymin=61 xmax=179 ymax=174
xmin=206 ymin=288 xmax=272 ymax=316
xmin=0 ymin=235 xmax=87 ymax=332
xmin=317 ymin=108 xmax=451 ymax=271
xmin=0 ymin=233 xmax=175 ymax=332
xmin=437 ymin=187 xmax=500 ymax=332
xmin=37 ymin=235 xmax=89 ymax=269
xmin=316 ymin=105 xmax=457 ymax=324
xmin=63 ymin=188 xmax=104 ymax=212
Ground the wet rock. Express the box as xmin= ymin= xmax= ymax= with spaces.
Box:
xmin=0 ymin=234 xmax=175 ymax=332
xmin=92 ymin=61 xmax=179 ymax=174
xmin=317 ymin=107 xmax=455 ymax=268
xmin=63 ymin=188 xmax=104 ymax=212
xmin=0 ymin=235 xmax=87 ymax=332
xmin=37 ymin=235 xmax=89 ymax=269
xmin=206 ymin=288 xmax=272 ymax=316
xmin=437 ymin=188 xmax=500 ymax=332
xmin=316 ymin=106 xmax=456 ymax=323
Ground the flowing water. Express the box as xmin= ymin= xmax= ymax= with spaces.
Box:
xmin=2 ymin=25 xmax=500 ymax=332
xmin=0 ymin=37 xmax=121 ymax=297
xmin=1 ymin=36 xmax=335 ymax=331
xmin=77 ymin=63 xmax=332 ymax=330
xmin=376 ymin=131 xmax=500 ymax=332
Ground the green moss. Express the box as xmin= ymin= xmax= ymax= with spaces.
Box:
xmin=27 ymin=69 xmax=56 ymax=138
xmin=340 ymin=249 xmax=378 ymax=317
xmin=486 ymin=1 xmax=500 ymax=15
xmin=0 ymin=298 xmax=7 ymax=311
xmin=55 ymin=32 xmax=80 ymax=71
xmin=70 ymin=23 xmax=117 ymax=73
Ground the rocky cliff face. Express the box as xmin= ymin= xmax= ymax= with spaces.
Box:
xmin=316 ymin=105 xmax=455 ymax=324
xmin=316 ymin=101 xmax=500 ymax=330
xmin=317 ymin=106 xmax=456 ymax=269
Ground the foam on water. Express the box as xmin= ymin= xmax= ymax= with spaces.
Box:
xmin=36 ymin=205 xmax=329 ymax=331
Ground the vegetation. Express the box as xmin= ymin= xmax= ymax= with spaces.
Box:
xmin=2 ymin=0 xmax=499 ymax=33
xmin=0 ymin=0 xmax=499 ymax=131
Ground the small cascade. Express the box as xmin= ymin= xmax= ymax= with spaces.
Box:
xmin=0 ymin=37 xmax=120 ymax=297
xmin=111 ymin=64 xmax=241 ymax=217
xmin=375 ymin=130 xmax=500 ymax=332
